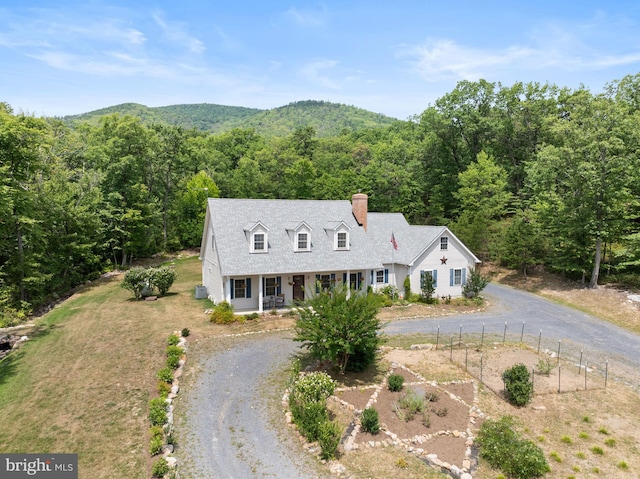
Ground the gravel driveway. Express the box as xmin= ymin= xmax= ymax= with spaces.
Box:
xmin=175 ymin=332 xmax=330 ymax=479
xmin=175 ymin=283 xmax=640 ymax=478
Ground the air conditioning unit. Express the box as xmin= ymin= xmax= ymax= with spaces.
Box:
xmin=195 ymin=285 xmax=208 ymax=299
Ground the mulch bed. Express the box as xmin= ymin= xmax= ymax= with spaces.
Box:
xmin=333 ymin=365 xmax=476 ymax=469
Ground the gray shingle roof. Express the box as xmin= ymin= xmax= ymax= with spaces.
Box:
xmin=367 ymin=213 xmax=446 ymax=265
xmin=208 ymin=198 xmax=384 ymax=276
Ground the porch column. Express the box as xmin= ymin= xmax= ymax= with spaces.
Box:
xmin=346 ymin=270 xmax=351 ymax=299
xmin=224 ymin=276 xmax=231 ymax=303
xmin=258 ymin=274 xmax=264 ymax=313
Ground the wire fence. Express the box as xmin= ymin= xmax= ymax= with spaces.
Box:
xmin=428 ymin=321 xmax=609 ymax=399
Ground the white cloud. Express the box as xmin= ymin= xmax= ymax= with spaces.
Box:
xmin=152 ymin=11 xmax=205 ymax=54
xmin=299 ymin=60 xmax=341 ymax=89
xmin=404 ymin=36 xmax=640 ymax=82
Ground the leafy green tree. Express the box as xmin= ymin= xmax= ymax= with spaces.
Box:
xmin=462 ymin=269 xmax=490 ymax=298
xmin=453 ymin=151 xmax=512 ymax=257
xmin=527 ymin=90 xmax=636 ymax=286
xmin=294 ymin=284 xmax=382 ymax=373
xmin=500 ymin=211 xmax=545 ymax=278
xmin=174 ymin=171 xmax=219 ymax=247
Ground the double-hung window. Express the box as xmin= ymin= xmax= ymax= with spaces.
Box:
xmin=234 ymin=279 xmax=247 ymax=298
xmin=253 ymin=233 xmax=266 ymax=252
xmin=265 ymin=277 xmax=276 ymax=297
xmin=440 ymin=237 xmax=448 ymax=250
xmin=297 ymin=232 xmax=308 ymax=250
xmin=453 ymin=269 xmax=462 ymax=285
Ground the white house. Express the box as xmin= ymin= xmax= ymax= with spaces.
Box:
xmin=200 ymin=193 xmax=480 ymax=312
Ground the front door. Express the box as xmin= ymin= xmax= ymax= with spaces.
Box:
xmin=292 ymin=275 xmax=305 ymax=301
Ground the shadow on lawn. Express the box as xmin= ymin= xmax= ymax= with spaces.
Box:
xmin=0 ymin=350 xmax=25 ymax=386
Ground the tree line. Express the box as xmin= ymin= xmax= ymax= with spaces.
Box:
xmin=2 ymin=73 xmax=640 ymax=322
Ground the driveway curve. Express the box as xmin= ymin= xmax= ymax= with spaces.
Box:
xmin=176 ymin=283 xmax=640 ymax=478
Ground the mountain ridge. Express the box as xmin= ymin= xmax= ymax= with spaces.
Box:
xmin=63 ymin=100 xmax=401 ymax=137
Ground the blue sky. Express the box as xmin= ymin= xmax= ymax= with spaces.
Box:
xmin=2 ymin=1 xmax=640 ymax=119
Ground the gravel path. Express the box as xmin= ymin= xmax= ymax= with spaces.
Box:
xmin=175 ymin=332 xmax=330 ymax=479
xmin=176 ymin=283 xmax=640 ymax=478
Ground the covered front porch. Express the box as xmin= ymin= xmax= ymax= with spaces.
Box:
xmin=224 ymin=269 xmax=370 ymax=313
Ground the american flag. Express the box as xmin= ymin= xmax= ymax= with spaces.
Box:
xmin=390 ymin=232 xmax=398 ymax=250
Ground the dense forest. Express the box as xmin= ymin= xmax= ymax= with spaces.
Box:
xmin=2 ymin=74 xmax=640 ymax=324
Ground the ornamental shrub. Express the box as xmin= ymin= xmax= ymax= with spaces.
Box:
xmin=318 ymin=420 xmax=342 ymax=459
xmin=388 ymin=373 xmax=404 ymax=392
xmin=149 ymin=435 xmax=163 ymax=456
xmin=210 ymin=301 xmax=236 ymax=323
xmin=149 ymin=398 xmax=168 ymax=426
xmin=166 ymin=345 xmax=184 ymax=369
xmin=156 ymin=367 xmax=174 ymax=384
xmin=289 ymin=372 xmax=337 ymax=442
xmin=476 ymin=416 xmax=550 ymax=479
xmin=361 ymin=407 xmax=380 ymax=434
xmin=167 ymin=334 xmax=180 ymax=346
xmin=121 ymin=267 xmax=149 ymax=300
xmin=503 ymin=363 xmax=533 ymax=406
xmin=151 ymin=457 xmax=169 ymax=478
xmin=149 ymin=266 xmax=177 ymax=296
xmin=290 ymin=372 xmax=336 ymax=404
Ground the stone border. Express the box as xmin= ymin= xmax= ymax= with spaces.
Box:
xmin=283 ymin=357 xmax=484 ymax=478
xmin=338 ymin=362 xmax=481 ymax=479
xmin=155 ymin=331 xmax=187 ymax=477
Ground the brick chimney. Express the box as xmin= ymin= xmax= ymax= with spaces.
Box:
xmin=352 ymin=193 xmax=368 ymax=231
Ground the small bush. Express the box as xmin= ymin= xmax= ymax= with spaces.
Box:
xmin=149 ymin=398 xmax=168 ymax=426
xmin=291 ymin=400 xmax=328 ymax=441
xmin=576 ymin=451 xmax=586 ymax=459
xmin=535 ymin=358 xmax=554 ymax=375
xmin=388 ymin=374 xmax=405 ymax=392
xmin=149 ymin=266 xmax=177 ymax=296
xmin=617 ymin=461 xmax=629 ymax=470
xmin=157 ymin=380 xmax=171 ymax=397
xmin=121 ymin=267 xmax=150 ymax=300
xmin=166 ymin=345 xmax=184 ymax=369
xmin=361 ymin=407 xmax=380 ymax=434
xmin=317 ymin=420 xmax=342 ymax=460
xmin=578 ymin=432 xmax=589 ymax=439
xmin=434 ymin=407 xmax=448 ymax=417
xmin=151 ymin=457 xmax=169 ymax=478
xmin=149 ymin=435 xmax=163 ymax=456
xmin=604 ymin=438 xmax=616 ymax=447
xmin=502 ymin=363 xmax=533 ymax=406
xmin=149 ymin=425 xmax=164 ymax=441
xmin=591 ymin=446 xmax=604 ymax=455
xmin=598 ymin=426 xmax=610 ymax=435
xmin=288 ymin=372 xmax=336 ymax=442
xmin=210 ymin=301 xmax=236 ymax=323
xmin=394 ymin=388 xmax=426 ymax=422
xmin=181 ymin=327 xmax=190 ymax=337
xmin=476 ymin=416 xmax=550 ymax=479
xmin=167 ymin=334 xmax=180 ymax=346
xmin=157 ymin=367 xmax=174 ymax=384
xmin=245 ymin=312 xmax=259 ymax=320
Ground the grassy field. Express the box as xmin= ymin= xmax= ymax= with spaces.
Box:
xmin=0 ymin=256 xmax=214 ymax=478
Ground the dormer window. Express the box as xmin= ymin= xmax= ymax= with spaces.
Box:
xmin=337 ymin=232 xmax=347 ymax=248
xmin=334 ymin=228 xmax=350 ymax=251
xmin=297 ymin=232 xmax=309 ymax=251
xmin=288 ymin=221 xmax=312 ymax=252
xmin=253 ymin=232 xmax=266 ymax=252
xmin=245 ymin=221 xmax=269 ymax=254
xmin=325 ymin=221 xmax=351 ymax=251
